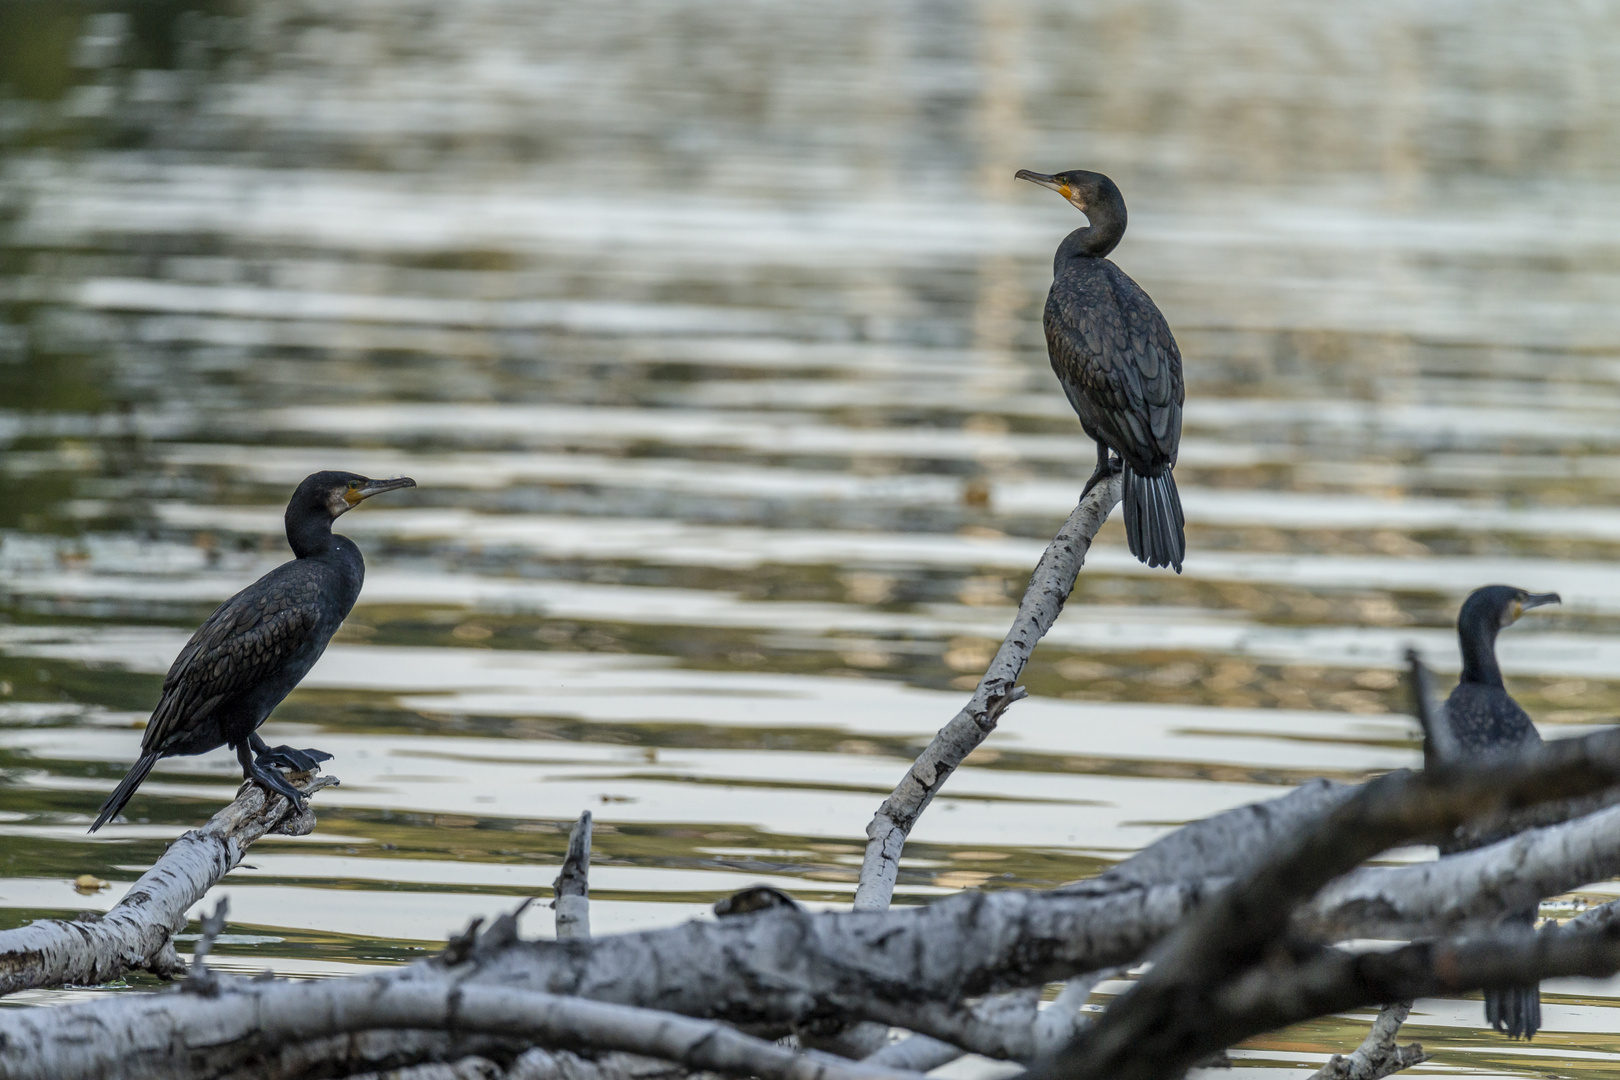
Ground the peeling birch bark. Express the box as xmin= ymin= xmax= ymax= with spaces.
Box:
xmin=855 ymin=474 xmax=1121 ymax=911
xmin=0 ymin=773 xmax=335 ymax=995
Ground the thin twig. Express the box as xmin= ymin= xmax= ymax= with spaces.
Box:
xmin=182 ymin=897 xmax=230 ymax=995
xmin=855 ymin=475 xmax=1121 ymax=911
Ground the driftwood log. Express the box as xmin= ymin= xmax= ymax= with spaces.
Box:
xmin=5 ymin=486 xmax=1620 ymax=1080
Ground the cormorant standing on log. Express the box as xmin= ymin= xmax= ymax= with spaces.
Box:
xmin=89 ymin=471 xmax=416 ymax=833
xmin=1442 ymin=584 xmax=1560 ymax=1039
xmin=1017 ymin=168 xmax=1185 ymax=572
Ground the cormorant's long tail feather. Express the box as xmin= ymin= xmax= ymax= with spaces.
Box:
xmin=1485 ymin=983 xmax=1541 ymax=1040
xmin=90 ymin=753 xmax=159 ymax=833
xmin=1121 ymin=464 xmax=1185 ymax=573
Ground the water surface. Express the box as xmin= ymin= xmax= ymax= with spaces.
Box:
xmin=4 ymin=2 xmax=1620 ymax=1073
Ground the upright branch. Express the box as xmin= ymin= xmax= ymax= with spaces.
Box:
xmin=555 ymin=811 xmax=593 ymax=941
xmin=1406 ymin=649 xmax=1459 ymax=770
xmin=854 ymin=475 xmax=1122 ymax=910
xmin=0 ymin=772 xmax=335 ymax=995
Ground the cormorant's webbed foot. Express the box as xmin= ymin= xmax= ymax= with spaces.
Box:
xmin=249 ymin=733 xmax=333 ymax=774
xmin=235 ymin=740 xmax=308 ymax=806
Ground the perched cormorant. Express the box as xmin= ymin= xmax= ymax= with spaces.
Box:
xmin=89 ymin=471 xmax=416 ymax=833
xmin=1016 ymin=168 xmax=1185 ymax=572
xmin=1443 ymin=584 xmax=1560 ymax=1039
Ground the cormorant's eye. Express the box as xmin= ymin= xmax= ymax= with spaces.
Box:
xmin=348 ymin=480 xmax=361 ymax=490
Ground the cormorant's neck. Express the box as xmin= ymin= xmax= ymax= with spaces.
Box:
xmin=286 ymin=513 xmax=338 ymax=560
xmin=1055 ymin=203 xmax=1127 ymax=263
xmin=1459 ymin=620 xmax=1504 ymax=687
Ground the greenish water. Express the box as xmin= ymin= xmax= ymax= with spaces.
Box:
xmin=5 ymin=1 xmax=1620 ymax=1073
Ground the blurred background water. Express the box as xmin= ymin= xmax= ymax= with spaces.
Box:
xmin=4 ymin=0 xmax=1620 ymax=1074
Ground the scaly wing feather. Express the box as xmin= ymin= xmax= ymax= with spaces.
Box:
xmin=142 ymin=571 xmax=323 ymax=753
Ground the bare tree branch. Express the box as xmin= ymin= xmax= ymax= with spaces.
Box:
xmin=1202 ymin=919 xmax=1620 ymax=1064
xmin=508 ymin=1048 xmax=698 ymax=1080
xmin=1308 ymin=1003 xmax=1426 ymax=1080
xmin=555 ymin=811 xmax=593 ymax=941
xmin=348 ymin=1058 xmax=505 ymax=1080
xmin=1303 ymin=801 xmax=1620 ymax=939
xmin=1036 ymin=725 xmax=1620 ymax=1080
xmin=1406 ymin=650 xmax=1458 ymax=772
xmin=0 ymin=972 xmax=935 ymax=1080
xmin=854 ymin=476 xmax=1121 ymax=911
xmin=861 ymin=1034 xmax=964 ymax=1074
xmin=0 ymin=772 xmax=335 ymax=995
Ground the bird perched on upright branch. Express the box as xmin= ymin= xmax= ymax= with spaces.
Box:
xmin=1017 ymin=168 xmax=1185 ymax=572
xmin=89 ymin=471 xmax=416 ymax=832
xmin=1439 ymin=584 xmax=1560 ymax=1039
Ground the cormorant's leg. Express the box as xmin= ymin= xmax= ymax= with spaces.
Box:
xmin=1079 ymin=440 xmax=1122 ymax=497
xmin=250 ymin=732 xmax=333 ymax=774
xmin=235 ymin=739 xmax=307 ymax=805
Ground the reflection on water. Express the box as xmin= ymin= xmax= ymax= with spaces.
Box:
xmin=4 ymin=0 xmax=1620 ymax=1072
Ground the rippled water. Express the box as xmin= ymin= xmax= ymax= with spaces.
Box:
xmin=5 ymin=1 xmax=1620 ymax=1074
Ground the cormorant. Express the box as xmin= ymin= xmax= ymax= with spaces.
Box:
xmin=89 ymin=471 xmax=416 ymax=833
xmin=1016 ymin=168 xmax=1185 ymax=572
xmin=1442 ymin=584 xmax=1560 ymax=1039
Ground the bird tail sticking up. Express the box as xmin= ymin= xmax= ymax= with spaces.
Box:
xmin=1485 ymin=983 xmax=1541 ymax=1041
xmin=90 ymin=753 xmax=159 ymax=833
xmin=1121 ymin=464 xmax=1185 ymax=573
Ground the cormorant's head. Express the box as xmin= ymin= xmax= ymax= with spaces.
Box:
xmin=288 ymin=470 xmax=417 ymax=523
xmin=1459 ymin=584 xmax=1560 ymax=633
xmin=1014 ymin=168 xmax=1124 ymax=216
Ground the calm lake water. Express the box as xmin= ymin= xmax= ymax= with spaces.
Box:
xmin=5 ymin=1 xmax=1620 ymax=1075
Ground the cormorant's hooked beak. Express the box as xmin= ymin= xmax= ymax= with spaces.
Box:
xmin=1508 ymin=591 xmax=1560 ymax=625
xmin=1015 ymin=169 xmax=1081 ymax=209
xmin=344 ymin=476 xmax=417 ymax=508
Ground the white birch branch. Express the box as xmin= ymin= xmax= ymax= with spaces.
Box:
xmin=14 ymin=794 xmax=1620 ymax=1071
xmin=1309 ymin=1003 xmax=1426 ymax=1080
xmin=854 ymin=475 xmax=1122 ymax=911
xmin=0 ymin=772 xmax=335 ymax=995
xmin=555 ymin=811 xmax=593 ymax=941
xmin=0 ymin=973 xmax=934 ymax=1080
xmin=344 ymin=1055 xmax=504 ymax=1080
xmin=1303 ymin=801 xmax=1620 ymax=938
xmin=508 ymin=1048 xmax=696 ymax=1080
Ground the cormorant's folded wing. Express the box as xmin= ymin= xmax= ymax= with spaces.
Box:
xmin=1045 ymin=264 xmax=1183 ymax=470
xmin=142 ymin=574 xmax=323 ymax=753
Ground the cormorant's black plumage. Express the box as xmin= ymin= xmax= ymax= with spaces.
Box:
xmin=1440 ymin=584 xmax=1560 ymax=1040
xmin=90 ymin=471 xmax=415 ymax=832
xmin=1017 ymin=168 xmax=1185 ymax=572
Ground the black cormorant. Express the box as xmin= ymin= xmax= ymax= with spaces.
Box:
xmin=1017 ymin=168 xmax=1185 ymax=572
xmin=89 ymin=471 xmax=416 ymax=832
xmin=1443 ymin=583 xmax=1560 ymax=1039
